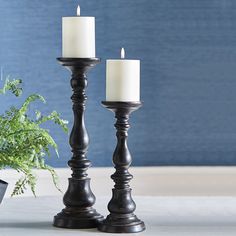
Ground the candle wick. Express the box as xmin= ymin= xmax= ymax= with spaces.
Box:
xmin=121 ymin=47 xmax=125 ymax=59
xmin=77 ymin=5 xmax=80 ymax=16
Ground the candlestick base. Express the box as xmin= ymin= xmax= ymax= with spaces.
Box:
xmin=54 ymin=208 xmax=103 ymax=229
xmin=98 ymin=101 xmax=145 ymax=233
xmin=98 ymin=206 xmax=145 ymax=233
xmin=53 ymin=178 xmax=103 ymax=229
xmin=53 ymin=58 xmax=103 ymax=229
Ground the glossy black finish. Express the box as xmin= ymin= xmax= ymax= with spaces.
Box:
xmin=53 ymin=58 xmax=103 ymax=229
xmin=98 ymin=101 xmax=146 ymax=233
xmin=0 ymin=180 xmax=8 ymax=204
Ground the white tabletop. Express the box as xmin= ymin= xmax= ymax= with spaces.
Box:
xmin=1 ymin=196 xmax=236 ymax=236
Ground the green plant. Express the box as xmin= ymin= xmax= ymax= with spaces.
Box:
xmin=0 ymin=76 xmax=68 ymax=196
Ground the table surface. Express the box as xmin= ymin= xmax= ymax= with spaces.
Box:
xmin=1 ymin=196 xmax=236 ymax=236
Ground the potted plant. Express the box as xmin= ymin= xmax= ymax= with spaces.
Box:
xmin=0 ymin=76 xmax=68 ymax=201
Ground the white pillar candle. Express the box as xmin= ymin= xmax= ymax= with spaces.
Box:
xmin=106 ymin=48 xmax=140 ymax=102
xmin=62 ymin=5 xmax=95 ymax=58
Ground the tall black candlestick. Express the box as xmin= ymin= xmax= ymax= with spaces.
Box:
xmin=98 ymin=101 xmax=146 ymax=233
xmin=53 ymin=58 xmax=103 ymax=229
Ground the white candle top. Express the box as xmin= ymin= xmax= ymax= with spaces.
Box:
xmin=121 ymin=47 xmax=125 ymax=59
xmin=77 ymin=5 xmax=80 ymax=16
xmin=62 ymin=4 xmax=95 ymax=58
xmin=106 ymin=48 xmax=140 ymax=102
xmin=107 ymin=48 xmax=139 ymax=61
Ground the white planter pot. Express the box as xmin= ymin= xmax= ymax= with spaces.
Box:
xmin=0 ymin=180 xmax=8 ymax=204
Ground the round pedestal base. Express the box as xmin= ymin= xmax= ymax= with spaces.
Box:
xmin=98 ymin=214 xmax=145 ymax=233
xmin=53 ymin=207 xmax=104 ymax=229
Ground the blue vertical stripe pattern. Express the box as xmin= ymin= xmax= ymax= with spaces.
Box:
xmin=1 ymin=0 xmax=236 ymax=166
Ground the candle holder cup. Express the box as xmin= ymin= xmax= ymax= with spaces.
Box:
xmin=53 ymin=58 xmax=103 ymax=229
xmin=98 ymin=101 xmax=146 ymax=233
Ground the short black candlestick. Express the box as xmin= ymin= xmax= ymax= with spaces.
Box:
xmin=53 ymin=58 xmax=103 ymax=229
xmin=98 ymin=101 xmax=146 ymax=233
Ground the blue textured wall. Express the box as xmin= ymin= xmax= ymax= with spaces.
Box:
xmin=1 ymin=0 xmax=236 ymax=166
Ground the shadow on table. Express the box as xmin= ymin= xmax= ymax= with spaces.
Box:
xmin=0 ymin=221 xmax=99 ymax=232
